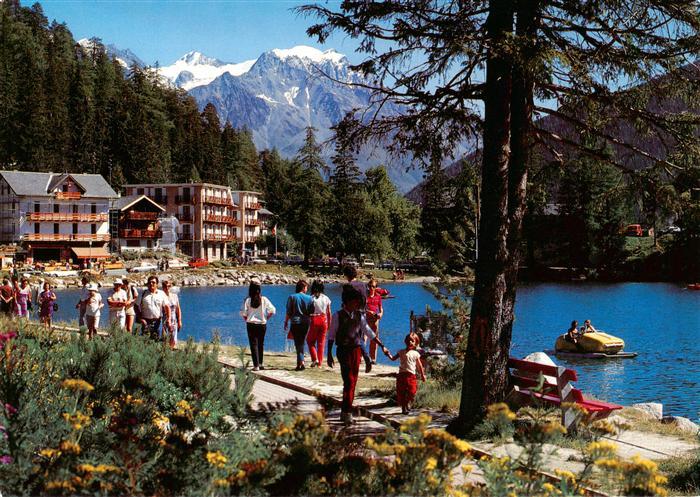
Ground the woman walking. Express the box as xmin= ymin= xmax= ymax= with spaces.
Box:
xmin=15 ymin=278 xmax=31 ymax=319
xmin=284 ymin=280 xmax=313 ymax=371
xmin=240 ymin=281 xmax=276 ymax=371
xmin=162 ymin=279 xmax=182 ymax=350
xmin=38 ymin=282 xmax=57 ymax=329
xmin=107 ymin=279 xmax=128 ymax=330
xmin=366 ymin=278 xmax=384 ymax=363
xmin=307 ymin=280 xmax=331 ymax=368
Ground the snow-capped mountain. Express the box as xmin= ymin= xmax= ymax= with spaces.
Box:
xmin=78 ymin=38 xmax=144 ymax=68
xmin=161 ymin=45 xmax=422 ymax=190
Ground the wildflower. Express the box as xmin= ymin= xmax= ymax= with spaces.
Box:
xmin=487 ymin=403 xmax=516 ymax=421
xmin=461 ymin=464 xmax=473 ymax=473
xmin=554 ymin=469 xmax=576 ymax=484
xmin=595 ymin=458 xmax=620 ymax=470
xmin=453 ymin=439 xmax=471 ymax=454
xmin=0 ymin=455 xmax=11 ymax=464
xmin=4 ymin=403 xmax=17 ymax=417
xmin=586 ymin=440 xmax=618 ymax=458
xmin=541 ymin=421 xmax=567 ymax=435
xmin=62 ymin=412 xmax=91 ymax=430
xmin=39 ymin=448 xmax=61 ymax=458
xmin=45 ymin=480 xmax=76 ymax=492
xmin=152 ymin=413 xmax=170 ymax=432
xmin=590 ymin=419 xmax=618 ymax=436
xmin=124 ymin=394 xmax=143 ymax=406
xmin=61 ymin=379 xmax=94 ymax=392
xmin=542 ymin=482 xmax=556 ymax=492
xmin=206 ymin=451 xmax=228 ymax=468
xmin=214 ymin=478 xmax=230 ymax=487
xmin=59 ymin=440 xmax=81 ymax=455
xmin=425 ymin=457 xmax=438 ymax=471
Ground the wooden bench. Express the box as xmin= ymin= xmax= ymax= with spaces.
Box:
xmin=508 ymin=357 xmax=622 ymax=430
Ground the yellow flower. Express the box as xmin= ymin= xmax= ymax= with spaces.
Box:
xmin=58 ymin=440 xmax=81 ymax=455
xmin=586 ymin=440 xmax=618 ymax=458
xmin=425 ymin=457 xmax=438 ymax=471
xmin=44 ymin=480 xmax=76 ymax=492
xmin=542 ymin=482 xmax=556 ymax=492
xmin=124 ymin=394 xmax=144 ymax=406
xmin=206 ymin=451 xmax=228 ymax=468
xmin=152 ymin=413 xmax=170 ymax=432
xmin=554 ymin=469 xmax=576 ymax=483
xmin=590 ymin=419 xmax=618 ymax=435
xmin=61 ymin=379 xmax=94 ymax=392
xmin=62 ymin=412 xmax=91 ymax=430
xmin=77 ymin=463 xmax=120 ymax=474
xmin=595 ymin=458 xmax=620 ymax=470
xmin=541 ymin=421 xmax=567 ymax=435
xmin=214 ymin=478 xmax=230 ymax=487
xmin=487 ymin=403 xmax=517 ymax=421
xmin=453 ymin=439 xmax=471 ymax=454
xmin=39 ymin=448 xmax=60 ymax=459
xmin=461 ymin=464 xmax=473 ymax=473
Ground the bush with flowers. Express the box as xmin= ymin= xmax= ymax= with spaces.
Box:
xmin=0 ymin=321 xmax=671 ymax=496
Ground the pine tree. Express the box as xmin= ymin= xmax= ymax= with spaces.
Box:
xmin=296 ymin=126 xmax=328 ymax=175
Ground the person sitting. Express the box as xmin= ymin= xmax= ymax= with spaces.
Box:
xmin=565 ymin=320 xmax=584 ymax=351
xmin=583 ymin=319 xmax=598 ymax=333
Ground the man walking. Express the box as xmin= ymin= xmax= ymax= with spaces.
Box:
xmin=327 ymin=285 xmax=389 ymax=425
xmin=135 ymin=275 xmax=170 ymax=341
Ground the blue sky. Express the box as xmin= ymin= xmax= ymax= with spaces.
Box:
xmin=26 ymin=0 xmax=362 ymax=65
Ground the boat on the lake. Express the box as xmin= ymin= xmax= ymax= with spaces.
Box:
xmin=553 ymin=331 xmax=637 ymax=359
xmin=687 ymin=283 xmax=700 ymax=291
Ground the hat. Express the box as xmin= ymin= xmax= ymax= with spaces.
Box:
xmin=113 ymin=278 xmax=123 ymax=285
xmin=87 ymin=283 xmax=99 ymax=291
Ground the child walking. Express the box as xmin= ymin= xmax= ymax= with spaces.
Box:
xmin=385 ymin=332 xmax=426 ymax=414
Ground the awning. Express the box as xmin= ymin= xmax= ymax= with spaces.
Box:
xmin=71 ymin=247 xmax=111 ymax=259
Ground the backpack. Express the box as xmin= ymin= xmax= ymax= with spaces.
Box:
xmin=335 ymin=310 xmax=363 ymax=348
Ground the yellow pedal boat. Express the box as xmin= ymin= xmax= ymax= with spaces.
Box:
xmin=555 ymin=331 xmax=625 ymax=354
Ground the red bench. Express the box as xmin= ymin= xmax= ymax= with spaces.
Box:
xmin=508 ymin=357 xmax=622 ymax=430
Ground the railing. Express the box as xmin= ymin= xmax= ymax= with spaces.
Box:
xmin=23 ymin=233 xmax=110 ymax=242
xmin=27 ymin=213 xmax=108 ymax=222
xmin=204 ymin=214 xmax=237 ymax=224
xmin=126 ymin=211 xmax=159 ymax=221
xmin=202 ymin=195 xmax=233 ymax=206
xmin=119 ymin=229 xmax=161 ymax=239
xmin=244 ymin=218 xmax=261 ymax=226
xmin=245 ymin=202 xmax=262 ymax=210
xmin=204 ymin=233 xmax=234 ymax=242
xmin=55 ymin=192 xmax=81 ymax=200
xmin=175 ymin=195 xmax=194 ymax=204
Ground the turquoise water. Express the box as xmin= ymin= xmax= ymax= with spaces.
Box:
xmin=52 ymin=282 xmax=699 ymax=418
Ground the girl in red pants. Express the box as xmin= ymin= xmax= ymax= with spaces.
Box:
xmin=307 ymin=280 xmax=332 ymax=367
xmin=386 ymin=332 xmax=426 ymax=414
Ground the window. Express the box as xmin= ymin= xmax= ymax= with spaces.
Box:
xmin=91 ymin=224 xmax=96 ymax=235
xmin=137 ymin=188 xmax=144 ymax=195
xmin=53 ymin=224 xmax=59 ymax=234
xmin=34 ymin=203 xmax=40 ymax=213
xmin=155 ymin=188 xmax=163 ymax=200
xmin=34 ymin=223 xmax=40 ymax=234
xmin=91 ymin=203 xmax=96 ymax=214
xmin=72 ymin=223 xmax=78 ymax=234
xmin=62 ymin=184 xmax=69 ymax=192
xmin=182 ymin=188 xmax=191 ymax=202
xmin=73 ymin=204 xmax=78 ymax=214
xmin=53 ymin=204 xmax=59 ymax=214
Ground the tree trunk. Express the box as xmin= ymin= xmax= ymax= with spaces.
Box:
xmin=449 ymin=0 xmax=515 ymax=436
xmin=449 ymin=0 xmax=538 ymax=436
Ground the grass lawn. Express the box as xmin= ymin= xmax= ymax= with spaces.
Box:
xmin=623 ymin=236 xmax=657 ymax=261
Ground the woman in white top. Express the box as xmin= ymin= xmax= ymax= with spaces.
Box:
xmin=162 ymin=279 xmax=182 ymax=350
xmin=240 ymin=281 xmax=276 ymax=371
xmin=107 ymin=279 xmax=128 ymax=330
xmin=306 ymin=280 xmax=332 ymax=368
xmin=84 ymin=283 xmax=103 ymax=339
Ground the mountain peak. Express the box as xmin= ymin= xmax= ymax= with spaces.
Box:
xmin=270 ymin=46 xmax=346 ymax=65
xmin=178 ymin=51 xmax=224 ymax=67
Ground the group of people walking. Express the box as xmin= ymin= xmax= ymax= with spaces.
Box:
xmin=240 ymin=266 xmax=426 ymax=425
xmin=75 ymin=275 xmax=182 ymax=347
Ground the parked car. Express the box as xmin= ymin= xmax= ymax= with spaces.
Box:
xmin=378 ymin=260 xmax=395 ymax=270
xmin=327 ymin=257 xmax=340 ymax=267
xmin=362 ymin=259 xmax=376 ymax=269
xmin=250 ymin=258 xmax=266 ymax=265
xmin=659 ymin=225 xmax=681 ymax=235
xmin=623 ymin=224 xmax=643 ymax=237
xmin=309 ymin=257 xmax=325 ymax=267
xmin=188 ymin=258 xmax=209 ymax=268
xmin=342 ymin=257 xmax=359 ymax=268
xmin=266 ymin=256 xmax=283 ymax=264
xmin=285 ymin=255 xmax=304 ymax=266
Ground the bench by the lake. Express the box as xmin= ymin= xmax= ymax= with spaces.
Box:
xmin=508 ymin=357 xmax=623 ymax=430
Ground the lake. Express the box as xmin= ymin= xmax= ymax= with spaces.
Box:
xmin=52 ymin=282 xmax=699 ymax=419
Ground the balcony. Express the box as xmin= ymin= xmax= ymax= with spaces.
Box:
xmin=179 ymin=232 xmax=193 ymax=240
xmin=245 ymin=202 xmax=262 ymax=210
xmin=119 ymin=229 xmax=162 ymax=239
xmin=177 ymin=212 xmax=193 ymax=222
xmin=204 ymin=233 xmax=234 ymax=242
xmin=175 ymin=195 xmax=194 ymax=204
xmin=204 ymin=214 xmax=237 ymax=224
xmin=125 ymin=211 xmax=159 ymax=221
xmin=244 ymin=218 xmax=261 ymax=226
xmin=55 ymin=191 xmax=81 ymax=200
xmin=27 ymin=213 xmax=108 ymax=222
xmin=23 ymin=233 xmax=110 ymax=242
xmin=203 ymin=195 xmax=233 ymax=206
